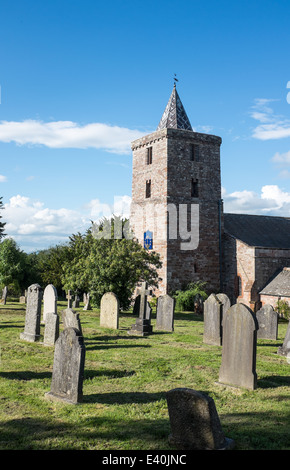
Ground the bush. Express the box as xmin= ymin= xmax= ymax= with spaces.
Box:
xmin=275 ymin=299 xmax=290 ymax=320
xmin=173 ymin=281 xmax=208 ymax=312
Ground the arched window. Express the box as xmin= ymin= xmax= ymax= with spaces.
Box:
xmin=235 ymin=275 xmax=242 ymax=298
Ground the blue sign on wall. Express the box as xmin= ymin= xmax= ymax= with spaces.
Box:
xmin=144 ymin=230 xmax=153 ymax=250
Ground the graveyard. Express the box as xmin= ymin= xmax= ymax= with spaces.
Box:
xmin=0 ymin=294 xmax=289 ymax=451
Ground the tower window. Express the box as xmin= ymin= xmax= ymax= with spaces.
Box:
xmin=191 ymin=179 xmax=198 ymax=198
xmin=146 ymin=146 xmax=153 ymax=165
xmin=146 ymin=180 xmax=151 ymax=198
xmin=191 ymin=144 xmax=199 ymax=162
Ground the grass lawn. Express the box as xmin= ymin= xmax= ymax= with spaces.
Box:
xmin=0 ymin=300 xmax=289 ymax=451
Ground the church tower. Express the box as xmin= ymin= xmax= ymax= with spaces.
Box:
xmin=130 ymin=84 xmax=223 ymax=295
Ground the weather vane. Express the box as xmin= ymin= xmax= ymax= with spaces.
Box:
xmin=174 ymin=74 xmax=179 ymax=86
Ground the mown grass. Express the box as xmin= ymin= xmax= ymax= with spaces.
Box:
xmin=0 ymin=301 xmax=289 ymax=450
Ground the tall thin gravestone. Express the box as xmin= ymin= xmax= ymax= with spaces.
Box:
xmin=43 ymin=310 xmax=59 ymax=346
xmin=218 ymin=303 xmax=258 ymax=390
xmin=43 ymin=284 xmax=58 ymax=324
xmin=203 ymin=293 xmax=223 ymax=346
xmin=66 ymin=290 xmax=73 ymax=308
xmin=45 ymin=327 xmax=85 ymax=404
xmin=20 ymin=284 xmax=42 ymax=342
xmin=156 ymin=294 xmax=175 ymax=332
xmin=2 ymin=286 xmax=8 ymax=305
xmin=100 ymin=292 xmax=119 ymax=329
xmin=256 ymin=304 xmax=278 ymax=340
xmin=128 ymin=282 xmax=153 ymax=336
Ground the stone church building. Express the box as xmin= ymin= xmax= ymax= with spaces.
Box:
xmin=130 ymin=84 xmax=290 ymax=311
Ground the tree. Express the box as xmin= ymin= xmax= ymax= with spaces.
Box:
xmin=0 ymin=238 xmax=27 ymax=293
xmin=61 ymin=217 xmax=162 ymax=309
xmin=0 ymin=197 xmax=6 ymax=241
xmin=33 ymin=244 xmax=70 ymax=293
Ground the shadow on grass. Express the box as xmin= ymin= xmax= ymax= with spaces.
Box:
xmin=83 ymin=390 xmax=167 ymax=405
xmin=257 ymin=375 xmax=290 ymax=388
xmin=0 ymin=371 xmax=51 ymax=381
xmin=0 ymin=415 xmax=171 ymax=450
xmin=85 ymin=369 xmax=136 ymax=380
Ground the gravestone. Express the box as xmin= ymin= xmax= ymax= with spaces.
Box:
xmin=66 ymin=290 xmax=73 ymax=308
xmin=62 ymin=308 xmax=83 ymax=335
xmin=72 ymin=293 xmax=80 ymax=309
xmin=2 ymin=286 xmax=8 ymax=305
xmin=277 ymin=320 xmax=290 ymax=357
xmin=83 ymin=293 xmax=92 ymax=311
xmin=166 ymin=388 xmax=235 ymax=450
xmin=218 ymin=303 xmax=258 ymax=390
xmin=43 ymin=310 xmax=59 ymax=346
xmin=20 ymin=284 xmax=42 ymax=342
xmin=216 ymin=293 xmax=231 ymax=317
xmin=256 ymin=304 xmax=278 ymax=340
xmin=100 ymin=292 xmax=119 ymax=329
xmin=19 ymin=295 xmax=26 ymax=304
xmin=43 ymin=284 xmax=58 ymax=324
xmin=128 ymin=282 xmax=153 ymax=336
xmin=45 ymin=327 xmax=85 ymax=404
xmin=133 ymin=294 xmax=151 ymax=319
xmin=156 ymin=294 xmax=175 ymax=332
xmin=203 ymin=293 xmax=223 ymax=346
xmin=194 ymin=294 xmax=203 ymax=315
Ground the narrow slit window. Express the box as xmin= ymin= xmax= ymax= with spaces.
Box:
xmin=191 ymin=144 xmax=199 ymax=162
xmin=147 ymin=146 xmax=153 ymax=165
xmin=191 ymin=179 xmax=198 ymax=198
xmin=146 ymin=179 xmax=151 ymax=198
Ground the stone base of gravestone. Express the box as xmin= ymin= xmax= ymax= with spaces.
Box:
xmin=45 ymin=327 xmax=85 ymax=404
xmin=127 ymin=318 xmax=152 ymax=336
xmin=166 ymin=388 xmax=235 ymax=450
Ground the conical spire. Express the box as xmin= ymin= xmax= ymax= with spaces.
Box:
xmin=157 ymin=84 xmax=192 ymax=131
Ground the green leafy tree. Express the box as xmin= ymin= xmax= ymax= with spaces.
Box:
xmin=61 ymin=217 xmax=162 ymax=309
xmin=34 ymin=244 xmax=70 ymax=292
xmin=0 ymin=238 xmax=27 ymax=293
xmin=0 ymin=197 xmax=6 ymax=241
xmin=173 ymin=281 xmax=208 ymax=312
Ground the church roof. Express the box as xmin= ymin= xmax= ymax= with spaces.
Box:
xmin=259 ymin=267 xmax=290 ymax=297
xmin=224 ymin=213 xmax=290 ymax=249
xmin=157 ymin=84 xmax=193 ymax=131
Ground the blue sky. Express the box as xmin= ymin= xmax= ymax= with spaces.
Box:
xmin=1 ymin=0 xmax=290 ymax=252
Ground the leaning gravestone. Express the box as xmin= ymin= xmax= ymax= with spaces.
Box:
xmin=100 ymin=292 xmax=119 ymax=329
xmin=256 ymin=304 xmax=278 ymax=340
xmin=45 ymin=327 xmax=85 ymax=404
xmin=43 ymin=284 xmax=58 ymax=324
xmin=156 ymin=294 xmax=175 ymax=332
xmin=128 ymin=282 xmax=153 ymax=336
xmin=62 ymin=308 xmax=82 ymax=335
xmin=277 ymin=320 xmax=290 ymax=358
xmin=218 ymin=303 xmax=258 ymax=390
xmin=20 ymin=284 xmax=42 ymax=342
xmin=43 ymin=310 xmax=59 ymax=346
xmin=166 ymin=388 xmax=234 ymax=450
xmin=203 ymin=293 xmax=223 ymax=346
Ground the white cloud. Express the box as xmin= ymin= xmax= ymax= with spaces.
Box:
xmin=0 ymin=119 xmax=145 ymax=154
xmin=272 ymin=150 xmax=290 ymax=164
xmin=3 ymin=194 xmax=132 ymax=252
xmin=0 ymin=174 xmax=7 ymax=182
xmin=223 ymin=185 xmax=290 ymax=216
xmin=250 ymin=98 xmax=290 ymax=140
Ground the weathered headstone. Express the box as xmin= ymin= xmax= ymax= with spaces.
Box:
xmin=218 ymin=303 xmax=258 ymax=390
xmin=43 ymin=284 xmax=58 ymax=324
xmin=62 ymin=308 xmax=82 ymax=335
xmin=203 ymin=293 xmax=223 ymax=346
xmin=277 ymin=320 xmax=290 ymax=357
xmin=20 ymin=284 xmax=42 ymax=342
xmin=194 ymin=293 xmax=204 ymax=315
xmin=19 ymin=295 xmax=26 ymax=304
xmin=45 ymin=327 xmax=85 ymax=404
xmin=216 ymin=293 xmax=231 ymax=317
xmin=128 ymin=282 xmax=153 ymax=336
xmin=43 ymin=310 xmax=59 ymax=346
xmin=72 ymin=293 xmax=80 ymax=309
xmin=66 ymin=290 xmax=73 ymax=308
xmin=156 ymin=294 xmax=175 ymax=332
xmin=256 ymin=304 xmax=278 ymax=340
xmin=166 ymin=388 xmax=235 ymax=450
xmin=133 ymin=294 xmax=151 ymax=319
xmin=100 ymin=292 xmax=120 ymax=329
xmin=83 ymin=293 xmax=91 ymax=311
